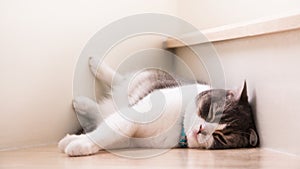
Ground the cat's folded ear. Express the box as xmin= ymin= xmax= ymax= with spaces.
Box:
xmin=249 ymin=129 xmax=259 ymax=147
xmin=235 ymin=81 xmax=248 ymax=103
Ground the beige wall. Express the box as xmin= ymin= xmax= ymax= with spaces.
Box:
xmin=73 ymin=35 xmax=175 ymax=103
xmin=2 ymin=0 xmax=299 ymax=155
xmin=178 ymin=0 xmax=300 ymax=29
xmin=216 ymin=30 xmax=300 ymax=155
xmin=0 ymin=0 xmax=177 ymax=149
xmin=175 ymin=29 xmax=300 ymax=155
xmin=175 ymin=0 xmax=300 ymax=155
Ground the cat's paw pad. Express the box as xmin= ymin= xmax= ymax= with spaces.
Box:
xmin=64 ymin=138 xmax=100 ymax=156
xmin=58 ymin=134 xmax=81 ymax=152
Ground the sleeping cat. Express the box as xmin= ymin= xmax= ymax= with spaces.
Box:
xmin=58 ymin=56 xmax=259 ymax=156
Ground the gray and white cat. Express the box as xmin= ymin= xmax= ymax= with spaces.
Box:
xmin=58 ymin=57 xmax=258 ymax=156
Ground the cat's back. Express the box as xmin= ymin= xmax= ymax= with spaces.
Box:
xmin=123 ymin=68 xmax=206 ymax=105
xmin=133 ymin=83 xmax=210 ymax=112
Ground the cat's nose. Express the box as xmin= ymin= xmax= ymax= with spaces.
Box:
xmin=197 ymin=124 xmax=207 ymax=135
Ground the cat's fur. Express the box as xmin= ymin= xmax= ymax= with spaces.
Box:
xmin=58 ymin=57 xmax=259 ymax=156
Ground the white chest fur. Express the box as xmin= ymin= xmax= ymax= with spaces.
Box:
xmin=130 ymin=84 xmax=210 ymax=148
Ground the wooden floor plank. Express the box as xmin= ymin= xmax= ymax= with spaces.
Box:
xmin=0 ymin=145 xmax=299 ymax=169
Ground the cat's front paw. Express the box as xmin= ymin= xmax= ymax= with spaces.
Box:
xmin=58 ymin=134 xmax=81 ymax=152
xmin=73 ymin=96 xmax=94 ymax=115
xmin=64 ymin=137 xmax=100 ymax=156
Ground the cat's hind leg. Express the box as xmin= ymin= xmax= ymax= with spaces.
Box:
xmin=73 ymin=96 xmax=99 ymax=117
xmin=73 ymin=96 xmax=101 ymax=133
xmin=58 ymin=96 xmax=102 ymax=155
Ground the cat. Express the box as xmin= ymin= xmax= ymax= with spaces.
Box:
xmin=58 ymin=56 xmax=259 ymax=156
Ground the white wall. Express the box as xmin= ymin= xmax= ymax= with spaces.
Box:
xmin=178 ymin=0 xmax=300 ymax=29
xmin=0 ymin=0 xmax=177 ymax=149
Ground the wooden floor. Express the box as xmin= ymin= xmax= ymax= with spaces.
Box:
xmin=0 ymin=145 xmax=299 ymax=169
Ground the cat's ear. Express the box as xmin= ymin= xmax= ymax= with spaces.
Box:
xmin=249 ymin=129 xmax=258 ymax=147
xmin=235 ymin=81 xmax=248 ymax=103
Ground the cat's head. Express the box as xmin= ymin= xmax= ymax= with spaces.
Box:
xmin=187 ymin=81 xmax=259 ymax=149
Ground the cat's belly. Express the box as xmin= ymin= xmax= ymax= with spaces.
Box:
xmin=127 ymin=84 xmax=208 ymax=148
xmin=132 ymin=84 xmax=209 ymax=138
xmin=132 ymin=86 xmax=184 ymax=138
